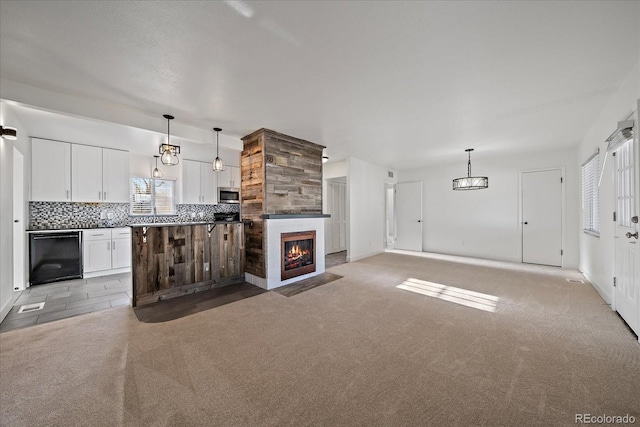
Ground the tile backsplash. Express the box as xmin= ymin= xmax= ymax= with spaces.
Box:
xmin=29 ymin=202 xmax=240 ymax=229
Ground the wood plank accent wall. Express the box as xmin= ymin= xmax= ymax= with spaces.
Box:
xmin=241 ymin=128 xmax=325 ymax=278
xmin=132 ymin=223 xmax=245 ymax=306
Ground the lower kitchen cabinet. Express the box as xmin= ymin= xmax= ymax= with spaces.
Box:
xmin=83 ymin=228 xmax=131 ymax=277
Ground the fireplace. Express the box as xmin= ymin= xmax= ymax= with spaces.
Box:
xmin=281 ymin=230 xmax=316 ymax=280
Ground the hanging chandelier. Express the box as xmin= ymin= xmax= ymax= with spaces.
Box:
xmin=159 ymin=114 xmax=180 ymax=166
xmin=212 ymin=127 xmax=225 ymax=172
xmin=452 ymin=148 xmax=488 ymax=190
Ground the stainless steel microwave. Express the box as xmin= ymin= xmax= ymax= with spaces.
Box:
xmin=218 ymin=187 xmax=240 ymax=204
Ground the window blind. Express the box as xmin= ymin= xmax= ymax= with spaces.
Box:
xmin=582 ymin=151 xmax=600 ymax=235
xmin=130 ymin=177 xmax=176 ymax=215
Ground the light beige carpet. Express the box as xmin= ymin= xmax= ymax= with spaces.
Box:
xmin=1 ymin=252 xmax=638 ymax=426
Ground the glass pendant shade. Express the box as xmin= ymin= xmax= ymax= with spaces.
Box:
xmin=213 ymin=156 xmax=225 ymax=171
xmin=452 ymin=148 xmax=488 ymax=190
xmin=212 ymin=127 xmax=225 ymax=171
xmin=159 ymin=114 xmax=180 ymax=166
xmin=152 ymin=155 xmax=163 ymax=178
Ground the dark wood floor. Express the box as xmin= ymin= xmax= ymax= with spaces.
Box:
xmin=133 ymin=282 xmax=267 ymax=323
xmin=273 ymin=272 xmax=343 ymax=297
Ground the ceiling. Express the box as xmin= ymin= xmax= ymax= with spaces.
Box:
xmin=1 ymin=1 xmax=638 ymax=170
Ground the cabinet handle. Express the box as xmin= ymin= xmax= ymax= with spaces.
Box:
xmin=104 ymin=191 xmax=107 ymax=200
xmin=112 ymin=241 xmax=116 ymax=250
xmin=66 ymin=190 xmax=69 ymax=199
xmin=99 ymin=191 xmax=102 ymax=200
xmin=107 ymin=241 xmax=110 ymax=250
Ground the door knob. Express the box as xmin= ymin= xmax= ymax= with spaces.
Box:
xmin=14 ymin=220 xmax=19 ymax=223
xmin=524 ymin=222 xmax=528 ymax=225
xmin=418 ymin=220 xmax=422 ymax=223
xmin=626 ymin=232 xmax=639 ymax=239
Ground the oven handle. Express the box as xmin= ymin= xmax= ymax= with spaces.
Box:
xmin=32 ymin=235 xmax=79 ymax=240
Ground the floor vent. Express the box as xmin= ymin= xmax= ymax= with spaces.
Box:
xmin=566 ymin=278 xmax=585 ymax=284
xmin=18 ymin=302 xmax=45 ymax=314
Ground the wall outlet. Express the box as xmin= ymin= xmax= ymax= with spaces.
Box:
xmin=204 ymin=262 xmax=210 ymax=272
xmin=191 ymin=212 xmax=196 ymax=219
xmin=100 ymin=211 xmax=107 ymax=219
xmin=198 ymin=212 xmax=204 ymax=219
xmin=107 ymin=212 xmax=114 ymax=219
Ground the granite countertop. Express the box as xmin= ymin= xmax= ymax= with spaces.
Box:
xmin=129 ymin=221 xmax=243 ymax=228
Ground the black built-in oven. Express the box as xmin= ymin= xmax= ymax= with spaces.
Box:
xmin=29 ymin=231 xmax=83 ymax=285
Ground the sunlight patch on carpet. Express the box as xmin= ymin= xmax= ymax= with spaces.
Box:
xmin=396 ymin=278 xmax=498 ymax=312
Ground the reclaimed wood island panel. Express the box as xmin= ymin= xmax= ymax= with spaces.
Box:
xmin=131 ymin=223 xmax=245 ymax=307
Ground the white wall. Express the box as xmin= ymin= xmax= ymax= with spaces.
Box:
xmin=399 ymin=148 xmax=580 ymax=268
xmin=347 ymin=157 xmax=396 ymax=262
xmin=0 ymin=105 xmax=29 ymax=321
xmin=578 ymin=60 xmax=640 ymax=303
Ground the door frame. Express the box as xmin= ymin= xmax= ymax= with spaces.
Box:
xmin=13 ymin=147 xmax=25 ymax=291
xmin=519 ymin=167 xmax=566 ymax=267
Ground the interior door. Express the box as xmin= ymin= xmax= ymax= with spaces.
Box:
xmin=395 ymin=181 xmax=423 ymax=251
xmin=522 ymin=169 xmax=562 ymax=266
xmin=613 ymin=139 xmax=639 ymax=338
xmin=325 ymin=179 xmax=347 ymax=254
xmin=13 ymin=147 xmax=25 ymax=291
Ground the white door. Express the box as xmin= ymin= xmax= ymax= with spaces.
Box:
xmin=385 ymin=185 xmax=395 ymax=248
xmin=111 ymin=237 xmax=132 ymax=269
xmin=182 ymin=159 xmax=202 ymax=204
xmin=72 ymin=144 xmax=103 ymax=202
xmin=12 ymin=148 xmax=25 ymax=291
xmin=522 ymin=169 xmax=563 ymax=266
xmin=395 ymin=181 xmax=423 ymax=251
xmin=613 ymin=139 xmax=639 ymax=338
xmin=31 ymin=138 xmax=71 ymax=201
xmin=325 ymin=179 xmax=347 ymax=254
xmin=102 ymin=148 xmax=130 ymax=202
xmin=202 ymin=165 xmax=218 ymax=204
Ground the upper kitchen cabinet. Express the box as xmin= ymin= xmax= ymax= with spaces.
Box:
xmin=218 ymin=165 xmax=241 ymax=189
xmin=182 ymin=159 xmax=217 ymax=204
xmin=102 ymin=148 xmax=130 ymax=202
xmin=72 ymin=145 xmax=130 ymax=203
xmin=31 ymin=138 xmax=129 ymax=202
xmin=31 ymin=138 xmax=72 ymax=201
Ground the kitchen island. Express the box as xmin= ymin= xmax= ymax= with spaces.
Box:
xmin=131 ymin=222 xmax=245 ymax=307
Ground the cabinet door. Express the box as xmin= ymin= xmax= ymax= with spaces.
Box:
xmin=230 ymin=166 xmax=241 ymax=188
xmin=218 ymin=168 xmax=231 ymax=188
xmin=72 ymin=144 xmax=103 ymax=202
xmin=202 ymin=165 xmax=218 ymax=204
xmin=103 ymin=149 xmax=130 ymax=202
xmin=182 ymin=159 xmax=202 ymax=204
xmin=31 ymin=138 xmax=71 ymax=201
xmin=83 ymin=238 xmax=112 ymax=273
xmin=111 ymin=237 xmax=131 ymax=269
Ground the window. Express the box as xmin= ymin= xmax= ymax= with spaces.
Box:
xmin=615 ymin=140 xmax=635 ymax=228
xmin=130 ymin=177 xmax=176 ymax=215
xmin=581 ymin=150 xmax=600 ymax=236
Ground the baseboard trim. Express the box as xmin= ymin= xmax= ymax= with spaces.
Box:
xmin=83 ymin=267 xmax=131 ymax=279
xmin=581 ymin=270 xmax=612 ymax=306
xmin=0 ymin=291 xmax=20 ymax=323
xmin=346 ymin=250 xmax=384 ymax=263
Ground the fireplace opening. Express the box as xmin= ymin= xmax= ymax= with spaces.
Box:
xmin=281 ymin=231 xmax=316 ymax=280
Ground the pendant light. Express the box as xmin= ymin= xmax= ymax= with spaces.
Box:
xmin=452 ymin=148 xmax=488 ymax=190
xmin=212 ymin=127 xmax=225 ymax=172
xmin=152 ymin=155 xmax=163 ymax=178
xmin=159 ymin=114 xmax=180 ymax=166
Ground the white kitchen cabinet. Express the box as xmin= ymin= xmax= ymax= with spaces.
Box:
xmin=83 ymin=228 xmax=131 ymax=277
xmin=72 ymin=144 xmax=103 ymax=202
xmin=102 ymin=149 xmax=130 ymax=202
xmin=72 ymin=145 xmax=130 ymax=203
xmin=31 ymin=138 xmax=71 ymax=201
xmin=182 ymin=159 xmax=218 ymax=204
xmin=219 ymin=166 xmax=240 ymax=188
xmin=111 ymin=228 xmax=132 ymax=269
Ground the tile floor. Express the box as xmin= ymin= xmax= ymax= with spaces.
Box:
xmin=0 ymin=273 xmax=132 ymax=333
xmin=1 ymin=251 xmax=348 ymax=333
